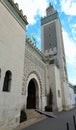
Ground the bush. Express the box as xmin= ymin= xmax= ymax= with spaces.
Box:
xmin=45 ymin=105 xmax=52 ymax=112
xmin=20 ymin=109 xmax=27 ymax=123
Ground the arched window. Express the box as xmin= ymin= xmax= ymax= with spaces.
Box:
xmin=3 ymin=70 xmax=12 ymax=92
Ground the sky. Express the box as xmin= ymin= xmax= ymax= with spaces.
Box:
xmin=14 ymin=0 xmax=76 ymax=85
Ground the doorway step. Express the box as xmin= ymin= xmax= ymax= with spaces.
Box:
xmin=26 ymin=109 xmax=46 ymax=119
xmin=14 ymin=109 xmax=46 ymax=130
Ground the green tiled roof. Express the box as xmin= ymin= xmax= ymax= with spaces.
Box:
xmin=41 ymin=12 xmax=58 ymax=25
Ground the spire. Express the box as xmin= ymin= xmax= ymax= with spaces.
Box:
xmin=46 ymin=3 xmax=55 ymax=16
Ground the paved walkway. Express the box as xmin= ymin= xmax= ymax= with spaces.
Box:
xmin=22 ymin=108 xmax=76 ymax=130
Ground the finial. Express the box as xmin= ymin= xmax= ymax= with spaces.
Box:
xmin=49 ymin=2 xmax=52 ymax=6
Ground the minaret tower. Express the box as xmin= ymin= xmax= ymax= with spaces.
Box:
xmin=41 ymin=4 xmax=71 ymax=110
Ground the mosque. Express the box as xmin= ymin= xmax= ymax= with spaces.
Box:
xmin=0 ymin=0 xmax=75 ymax=129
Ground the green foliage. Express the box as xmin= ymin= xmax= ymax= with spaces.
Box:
xmin=45 ymin=105 xmax=52 ymax=112
xmin=73 ymin=85 xmax=76 ymax=94
xmin=73 ymin=85 xmax=76 ymax=88
xmin=20 ymin=109 xmax=27 ymax=123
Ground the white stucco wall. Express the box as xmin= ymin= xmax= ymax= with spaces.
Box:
xmin=55 ymin=65 xmax=62 ymax=111
xmin=0 ymin=2 xmax=25 ymax=92
xmin=0 ymin=1 xmax=26 ymax=128
xmin=48 ymin=64 xmax=62 ymax=111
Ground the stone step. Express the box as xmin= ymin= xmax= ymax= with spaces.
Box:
xmin=13 ymin=109 xmax=47 ymax=130
xmin=26 ymin=109 xmax=44 ymax=119
xmin=26 ymin=109 xmax=37 ymax=115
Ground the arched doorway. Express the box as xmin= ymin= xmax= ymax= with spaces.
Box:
xmin=27 ymin=79 xmax=36 ymax=109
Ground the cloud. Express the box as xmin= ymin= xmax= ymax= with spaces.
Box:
xmin=50 ymin=0 xmax=57 ymax=5
xmin=70 ymin=78 xmax=76 ymax=85
xmin=62 ymin=29 xmax=76 ymax=85
xmin=14 ymin=0 xmax=48 ymax=24
xmin=62 ymin=30 xmax=76 ymax=64
xmin=60 ymin=0 xmax=76 ymax=15
xmin=72 ymin=24 xmax=76 ymax=41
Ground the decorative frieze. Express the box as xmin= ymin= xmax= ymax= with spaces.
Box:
xmin=22 ymin=46 xmax=47 ymax=98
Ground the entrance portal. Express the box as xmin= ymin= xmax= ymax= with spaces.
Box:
xmin=27 ymin=79 xmax=36 ymax=109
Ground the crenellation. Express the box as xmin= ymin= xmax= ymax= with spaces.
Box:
xmin=19 ymin=9 xmax=23 ymax=15
xmin=26 ymin=38 xmax=46 ymax=61
xmin=15 ymin=3 xmax=19 ymax=9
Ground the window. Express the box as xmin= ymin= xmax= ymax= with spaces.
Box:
xmin=3 ymin=70 xmax=12 ymax=92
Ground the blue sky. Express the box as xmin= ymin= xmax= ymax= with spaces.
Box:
xmin=14 ymin=0 xmax=76 ymax=85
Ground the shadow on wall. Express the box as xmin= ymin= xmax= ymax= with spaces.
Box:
xmin=45 ymin=88 xmax=53 ymax=112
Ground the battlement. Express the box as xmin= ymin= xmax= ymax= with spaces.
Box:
xmin=44 ymin=47 xmax=57 ymax=57
xmin=1 ymin=0 xmax=28 ymax=29
xmin=26 ymin=38 xmax=46 ymax=62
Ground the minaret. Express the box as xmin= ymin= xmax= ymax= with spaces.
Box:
xmin=41 ymin=4 xmax=71 ymax=110
xmin=41 ymin=4 xmax=57 ymax=53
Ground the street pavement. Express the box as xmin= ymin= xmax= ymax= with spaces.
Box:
xmin=23 ymin=108 xmax=76 ymax=130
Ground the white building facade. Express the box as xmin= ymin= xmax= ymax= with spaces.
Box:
xmin=0 ymin=0 xmax=74 ymax=129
